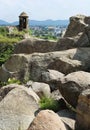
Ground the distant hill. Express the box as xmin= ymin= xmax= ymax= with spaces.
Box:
xmin=0 ymin=19 xmax=9 ymax=25
xmin=30 ymin=20 xmax=69 ymax=26
xmin=11 ymin=21 xmax=19 ymax=26
xmin=0 ymin=19 xmax=69 ymax=26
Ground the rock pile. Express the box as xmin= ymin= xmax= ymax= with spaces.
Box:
xmin=0 ymin=14 xmax=90 ymax=130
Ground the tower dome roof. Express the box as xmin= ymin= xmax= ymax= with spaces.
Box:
xmin=19 ymin=12 xmax=28 ymax=17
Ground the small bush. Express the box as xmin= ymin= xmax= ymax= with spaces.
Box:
xmin=39 ymin=96 xmax=60 ymax=112
xmin=7 ymin=78 xmax=21 ymax=85
xmin=0 ymin=26 xmax=8 ymax=36
xmin=0 ymin=34 xmax=19 ymax=44
xmin=0 ymin=43 xmax=14 ymax=66
xmin=0 ymin=78 xmax=21 ymax=88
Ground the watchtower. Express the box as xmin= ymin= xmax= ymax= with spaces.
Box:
xmin=19 ymin=12 xmax=29 ymax=31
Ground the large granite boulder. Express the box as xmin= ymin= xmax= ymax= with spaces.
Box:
xmin=57 ymin=32 xmax=90 ymax=50
xmin=0 ymin=84 xmax=40 ymax=130
xmin=27 ymin=81 xmax=51 ymax=98
xmin=0 ymin=54 xmax=31 ymax=82
xmin=41 ymin=69 xmax=65 ymax=91
xmin=27 ymin=110 xmax=68 ymax=130
xmin=75 ymin=89 xmax=90 ymax=130
xmin=57 ymin=15 xmax=90 ymax=50
xmin=64 ymin=15 xmax=90 ymax=37
xmin=14 ymin=38 xmax=57 ymax=54
xmin=58 ymin=71 xmax=90 ymax=107
xmin=41 ymin=69 xmax=64 ymax=82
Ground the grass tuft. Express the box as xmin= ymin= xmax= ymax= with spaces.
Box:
xmin=39 ymin=96 xmax=60 ymax=112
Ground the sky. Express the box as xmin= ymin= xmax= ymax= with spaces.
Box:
xmin=0 ymin=0 xmax=90 ymax=22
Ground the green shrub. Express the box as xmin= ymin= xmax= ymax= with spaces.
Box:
xmin=0 ymin=26 xmax=27 ymax=44
xmin=39 ymin=96 xmax=60 ymax=112
xmin=0 ymin=78 xmax=21 ymax=88
xmin=0 ymin=34 xmax=20 ymax=44
xmin=7 ymin=78 xmax=21 ymax=85
xmin=0 ymin=26 xmax=8 ymax=36
xmin=0 ymin=43 xmax=14 ymax=66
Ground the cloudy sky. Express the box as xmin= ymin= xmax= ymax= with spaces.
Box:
xmin=0 ymin=0 xmax=90 ymax=22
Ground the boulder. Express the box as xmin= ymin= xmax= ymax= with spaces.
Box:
xmin=27 ymin=81 xmax=51 ymax=98
xmin=0 ymin=54 xmax=31 ymax=82
xmin=41 ymin=69 xmax=64 ymax=82
xmin=48 ymin=56 xmax=82 ymax=74
xmin=14 ymin=38 xmax=57 ymax=54
xmin=64 ymin=14 xmax=90 ymax=37
xmin=58 ymin=71 xmax=90 ymax=107
xmin=57 ymin=32 xmax=90 ymax=50
xmin=27 ymin=110 xmax=68 ymax=130
xmin=41 ymin=69 xmax=65 ymax=90
xmin=75 ymin=89 xmax=90 ymax=130
xmin=56 ymin=15 xmax=90 ymax=50
xmin=0 ymin=84 xmax=40 ymax=130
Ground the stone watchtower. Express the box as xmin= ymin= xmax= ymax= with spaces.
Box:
xmin=19 ymin=12 xmax=29 ymax=31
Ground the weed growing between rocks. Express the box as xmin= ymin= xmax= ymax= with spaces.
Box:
xmin=0 ymin=78 xmax=21 ymax=87
xmin=7 ymin=78 xmax=21 ymax=85
xmin=39 ymin=96 xmax=60 ymax=112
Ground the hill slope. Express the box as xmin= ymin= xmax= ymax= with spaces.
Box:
xmin=0 ymin=19 xmax=69 ymax=26
xmin=0 ymin=19 xmax=9 ymax=25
